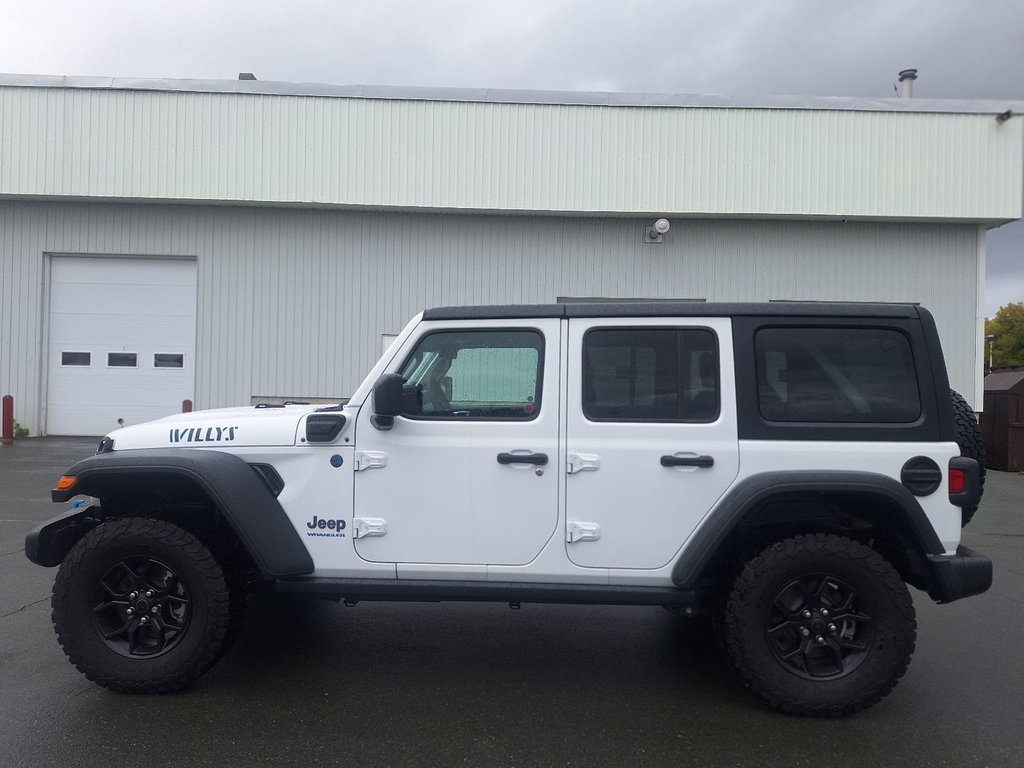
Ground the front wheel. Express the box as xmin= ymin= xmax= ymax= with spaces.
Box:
xmin=724 ymin=534 xmax=916 ymax=716
xmin=52 ymin=517 xmax=232 ymax=693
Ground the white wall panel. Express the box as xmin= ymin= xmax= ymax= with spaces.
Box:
xmin=1 ymin=85 xmax=1021 ymax=221
xmin=0 ymin=201 xmax=983 ymax=434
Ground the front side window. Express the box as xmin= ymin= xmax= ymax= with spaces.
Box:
xmin=755 ymin=327 xmax=921 ymax=423
xmin=398 ymin=330 xmax=544 ymax=419
xmin=582 ymin=328 xmax=719 ymax=422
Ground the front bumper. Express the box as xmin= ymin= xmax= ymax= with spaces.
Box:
xmin=926 ymin=546 xmax=992 ymax=603
xmin=25 ymin=505 xmax=102 ymax=567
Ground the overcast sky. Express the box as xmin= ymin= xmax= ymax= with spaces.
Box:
xmin=2 ymin=0 xmax=1021 ymax=313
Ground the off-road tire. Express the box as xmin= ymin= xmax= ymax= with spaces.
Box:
xmin=52 ymin=517 xmax=231 ymax=693
xmin=724 ymin=534 xmax=916 ymax=717
xmin=950 ymin=388 xmax=985 ymax=526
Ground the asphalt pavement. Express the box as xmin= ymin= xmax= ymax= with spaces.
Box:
xmin=1 ymin=437 xmax=1022 ymax=768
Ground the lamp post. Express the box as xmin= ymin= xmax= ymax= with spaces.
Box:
xmin=985 ymin=334 xmax=996 ymax=372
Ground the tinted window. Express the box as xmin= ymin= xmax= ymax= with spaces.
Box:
xmin=582 ymin=328 xmax=719 ymax=421
xmin=61 ymin=352 xmax=91 ymax=366
xmin=755 ymin=328 xmax=920 ymax=423
xmin=398 ymin=330 xmax=543 ymax=419
xmin=107 ymin=353 xmax=138 ymax=368
xmin=154 ymin=353 xmax=184 ymax=368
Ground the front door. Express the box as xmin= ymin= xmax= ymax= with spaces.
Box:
xmin=353 ymin=320 xmax=561 ymax=567
xmin=565 ymin=317 xmax=739 ymax=569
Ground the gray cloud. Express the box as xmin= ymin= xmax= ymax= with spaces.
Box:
xmin=1 ymin=0 xmax=1021 ymax=312
xmin=4 ymin=1 xmax=1022 ymax=97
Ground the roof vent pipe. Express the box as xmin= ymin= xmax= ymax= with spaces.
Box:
xmin=898 ymin=69 xmax=918 ymax=99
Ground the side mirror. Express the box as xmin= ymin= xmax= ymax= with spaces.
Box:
xmin=371 ymin=373 xmax=404 ymax=430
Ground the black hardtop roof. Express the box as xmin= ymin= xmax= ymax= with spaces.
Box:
xmin=422 ymin=301 xmax=922 ymax=321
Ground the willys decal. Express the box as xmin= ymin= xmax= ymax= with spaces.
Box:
xmin=169 ymin=426 xmax=238 ymax=444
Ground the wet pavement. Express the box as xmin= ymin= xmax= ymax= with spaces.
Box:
xmin=1 ymin=437 xmax=1023 ymax=767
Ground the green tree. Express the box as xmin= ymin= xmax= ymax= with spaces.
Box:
xmin=985 ymin=302 xmax=1024 ymax=368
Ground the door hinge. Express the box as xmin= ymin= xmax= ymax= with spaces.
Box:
xmin=353 ymin=451 xmax=387 ymax=471
xmin=353 ymin=517 xmax=388 ymax=539
xmin=567 ymin=521 xmax=601 ymax=543
xmin=567 ymin=453 xmax=601 ymax=474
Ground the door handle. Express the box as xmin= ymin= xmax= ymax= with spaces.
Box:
xmin=660 ymin=454 xmax=714 ymax=468
xmin=497 ymin=452 xmax=549 ymax=466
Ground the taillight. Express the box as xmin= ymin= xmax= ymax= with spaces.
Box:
xmin=948 ymin=457 xmax=979 ymax=509
xmin=948 ymin=469 xmax=965 ymax=495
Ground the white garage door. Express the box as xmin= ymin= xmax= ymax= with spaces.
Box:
xmin=46 ymin=257 xmax=197 ymax=436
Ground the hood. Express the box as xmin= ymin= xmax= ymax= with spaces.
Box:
xmin=106 ymin=404 xmax=324 ymax=450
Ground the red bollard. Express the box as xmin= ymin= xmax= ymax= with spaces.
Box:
xmin=182 ymin=399 xmax=193 ymax=413
xmin=1 ymin=395 xmax=13 ymax=442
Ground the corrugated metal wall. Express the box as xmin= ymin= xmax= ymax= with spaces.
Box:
xmin=0 ymin=201 xmax=982 ymax=434
xmin=1 ymin=85 xmax=1021 ymax=221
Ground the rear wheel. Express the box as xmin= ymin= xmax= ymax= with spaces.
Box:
xmin=724 ymin=534 xmax=916 ymax=716
xmin=52 ymin=517 xmax=232 ymax=693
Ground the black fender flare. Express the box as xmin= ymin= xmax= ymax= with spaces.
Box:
xmin=671 ymin=470 xmax=946 ymax=589
xmin=30 ymin=449 xmax=313 ymax=578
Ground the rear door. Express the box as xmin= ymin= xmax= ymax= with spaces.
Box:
xmin=564 ymin=317 xmax=739 ymax=569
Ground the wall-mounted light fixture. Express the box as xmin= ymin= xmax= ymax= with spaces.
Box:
xmin=645 ymin=218 xmax=671 ymax=244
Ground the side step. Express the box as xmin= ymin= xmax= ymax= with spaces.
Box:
xmin=270 ymin=577 xmax=698 ymax=609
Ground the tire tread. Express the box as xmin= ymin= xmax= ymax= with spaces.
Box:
xmin=950 ymin=388 xmax=985 ymax=527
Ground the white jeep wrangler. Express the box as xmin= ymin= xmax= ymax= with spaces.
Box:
xmin=26 ymin=301 xmax=991 ymax=716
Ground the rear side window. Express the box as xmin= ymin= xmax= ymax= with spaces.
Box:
xmin=755 ymin=328 xmax=920 ymax=423
xmin=582 ymin=328 xmax=719 ymax=422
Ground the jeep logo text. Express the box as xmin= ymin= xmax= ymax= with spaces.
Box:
xmin=306 ymin=516 xmax=347 ymax=538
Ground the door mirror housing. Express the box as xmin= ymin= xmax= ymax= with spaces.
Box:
xmin=371 ymin=373 xmax=405 ymax=430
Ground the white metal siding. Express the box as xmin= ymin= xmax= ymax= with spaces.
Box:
xmin=1 ymin=86 xmax=1021 ymax=221
xmin=0 ymin=201 xmax=983 ymax=434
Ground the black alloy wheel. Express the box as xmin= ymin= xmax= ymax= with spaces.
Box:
xmin=765 ymin=573 xmax=874 ymax=680
xmin=92 ymin=556 xmax=192 ymax=658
